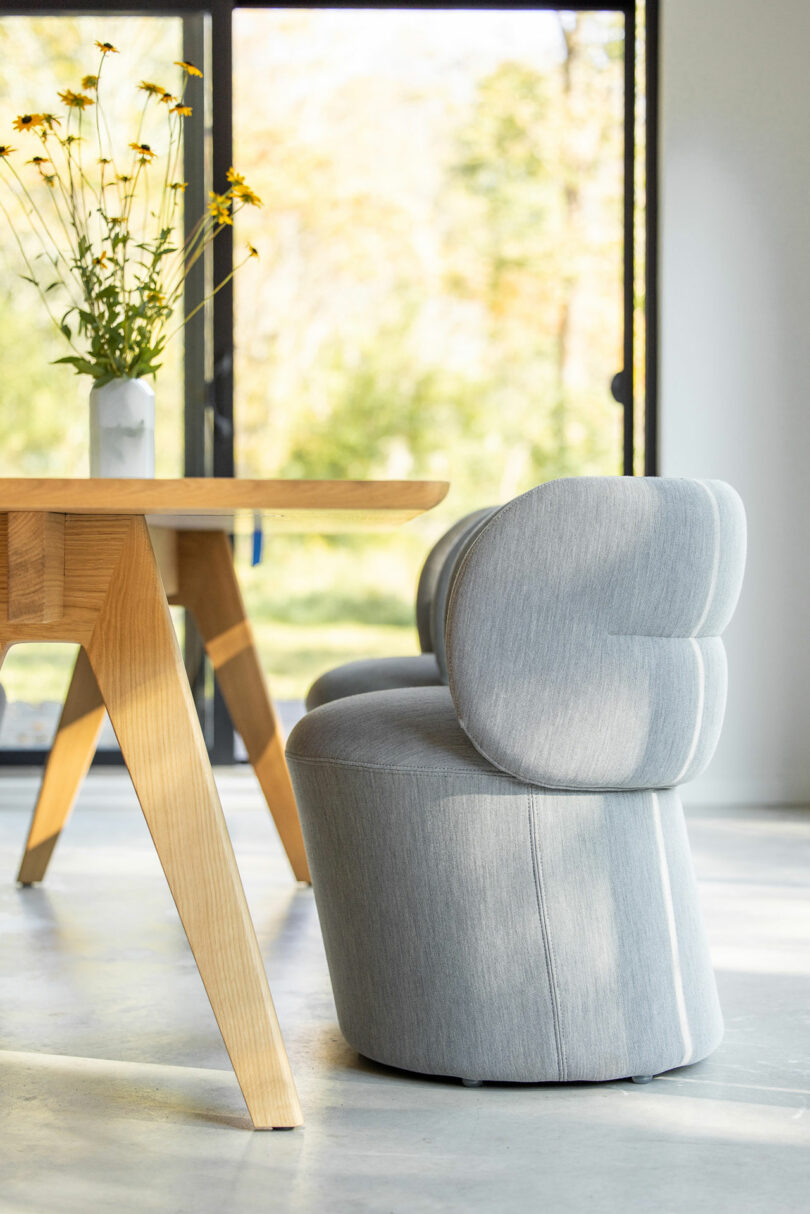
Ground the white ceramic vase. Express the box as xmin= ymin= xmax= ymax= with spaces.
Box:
xmin=89 ymin=376 xmax=155 ymax=478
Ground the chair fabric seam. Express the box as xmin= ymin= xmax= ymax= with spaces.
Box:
xmin=528 ymin=789 xmax=567 ymax=1081
xmin=285 ymin=751 xmax=526 ymax=783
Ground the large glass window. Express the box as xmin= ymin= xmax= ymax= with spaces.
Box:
xmin=232 ymin=6 xmax=629 ymax=700
xmin=0 ymin=14 xmax=186 ymax=747
xmin=0 ymin=1 xmax=652 ymax=753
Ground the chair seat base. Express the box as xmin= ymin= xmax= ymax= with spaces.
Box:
xmin=288 ymin=686 xmax=724 ymax=1086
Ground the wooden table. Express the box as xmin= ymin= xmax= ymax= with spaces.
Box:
xmin=0 ymin=477 xmax=448 ymax=1128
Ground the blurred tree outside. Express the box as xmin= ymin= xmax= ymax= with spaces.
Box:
xmin=0 ymin=9 xmax=629 ymax=717
xmin=233 ymin=9 xmax=626 ymax=698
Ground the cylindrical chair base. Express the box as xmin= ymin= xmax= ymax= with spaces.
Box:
xmin=287 ymin=687 xmax=723 ymax=1084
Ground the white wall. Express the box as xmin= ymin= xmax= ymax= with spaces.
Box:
xmin=661 ymin=0 xmax=810 ymax=804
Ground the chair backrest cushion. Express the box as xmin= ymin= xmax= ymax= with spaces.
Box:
xmin=415 ymin=508 xmax=494 ymax=654
xmin=430 ymin=508 xmax=499 ymax=681
xmin=445 ymin=477 xmax=746 ymax=791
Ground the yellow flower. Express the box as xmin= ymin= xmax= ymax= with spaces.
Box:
xmin=95 ymin=41 xmax=119 ymax=54
xmin=175 ymin=60 xmax=203 ymax=78
xmin=117 ymin=173 xmax=133 ymax=183
xmin=247 ymin=243 xmax=259 ymax=259
xmin=159 ymin=92 xmax=176 ymax=105
xmin=147 ymin=290 xmax=166 ymax=304
xmin=129 ymin=142 xmax=157 ymax=161
xmin=171 ymin=105 xmax=192 ymax=117
xmin=138 ymin=81 xmax=166 ymax=96
xmin=13 ymin=114 xmax=45 ymax=132
xmin=226 ymin=167 xmax=244 ymax=186
xmin=233 ymin=182 xmax=263 ymax=208
xmin=81 ymin=75 xmax=99 ymax=90
xmin=0 ymin=144 xmax=16 ymax=158
xmin=169 ymin=181 xmax=188 ymax=192
xmin=98 ymin=156 xmax=112 ymax=165
xmin=27 ymin=155 xmax=48 ymax=165
xmin=93 ymin=251 xmax=108 ymax=266
xmin=208 ymin=191 xmax=232 ymax=225
xmin=59 ymin=90 xmax=94 ymax=110
xmin=64 ymin=134 xmax=83 ymax=145
xmin=41 ymin=113 xmax=61 ymax=130
xmin=42 ymin=174 xmax=56 ymax=187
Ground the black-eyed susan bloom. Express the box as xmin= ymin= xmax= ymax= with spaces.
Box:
xmin=82 ymin=75 xmax=99 ymax=91
xmin=208 ymin=191 xmax=233 ymax=225
xmin=58 ymin=89 xmax=94 ymax=110
xmin=13 ymin=113 xmax=45 ymax=132
xmin=226 ymin=167 xmax=245 ymax=186
xmin=95 ymin=40 xmax=119 ymax=54
xmin=175 ymin=60 xmax=203 ymax=78
xmin=129 ymin=141 xmax=157 ymax=161
xmin=138 ymin=81 xmax=166 ymax=97
xmin=0 ymin=144 xmax=16 ymax=158
xmin=170 ymin=181 xmax=188 ymax=193
xmin=247 ymin=243 xmax=259 ymax=259
xmin=233 ymin=182 xmax=263 ymax=208
xmin=41 ymin=113 xmax=61 ymax=130
xmin=171 ymin=105 xmax=192 ymax=118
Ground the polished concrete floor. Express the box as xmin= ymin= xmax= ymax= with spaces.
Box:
xmin=0 ymin=771 xmax=808 ymax=1214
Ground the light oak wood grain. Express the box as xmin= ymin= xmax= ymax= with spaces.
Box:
xmin=18 ymin=526 xmax=311 ymax=885
xmin=17 ymin=647 xmax=105 ymax=886
xmin=7 ymin=512 xmax=65 ymax=622
xmin=0 ymin=477 xmax=448 ymax=525
xmin=173 ymin=530 xmax=310 ymax=883
xmin=3 ymin=512 xmax=302 ymax=1128
xmin=83 ymin=517 xmax=302 ymax=1128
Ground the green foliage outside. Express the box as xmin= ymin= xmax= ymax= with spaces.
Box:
xmin=0 ymin=10 xmax=628 ymax=712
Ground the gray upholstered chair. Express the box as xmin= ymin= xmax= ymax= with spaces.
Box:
xmin=305 ymin=507 xmax=494 ymax=710
xmin=287 ymin=477 xmax=746 ymax=1086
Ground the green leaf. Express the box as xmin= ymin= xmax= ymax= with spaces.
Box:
xmin=52 ymin=355 xmax=97 ymax=376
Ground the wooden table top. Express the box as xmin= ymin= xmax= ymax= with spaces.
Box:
xmin=0 ymin=478 xmax=449 ymax=532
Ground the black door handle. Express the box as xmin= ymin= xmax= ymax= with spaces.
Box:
xmin=611 ymin=370 xmax=626 ymax=405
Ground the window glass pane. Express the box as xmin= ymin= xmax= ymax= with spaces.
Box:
xmin=0 ymin=15 xmax=184 ymax=750
xmin=233 ymin=8 xmax=626 ymax=702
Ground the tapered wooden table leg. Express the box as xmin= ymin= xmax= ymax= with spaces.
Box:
xmin=17 ymin=648 xmax=105 ymax=885
xmin=85 ymin=517 xmax=301 ymax=1128
xmin=174 ymin=530 xmax=311 ymax=884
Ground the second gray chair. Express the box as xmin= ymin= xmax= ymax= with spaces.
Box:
xmin=288 ymin=477 xmax=747 ymax=1086
xmin=305 ymin=508 xmax=493 ymax=709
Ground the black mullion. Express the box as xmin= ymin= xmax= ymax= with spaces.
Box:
xmin=235 ymin=1 xmax=626 ymax=10
xmin=644 ymin=0 xmax=659 ymax=476
xmin=210 ymin=0 xmax=235 ymax=480
xmin=209 ymin=0 xmax=236 ymax=763
xmin=0 ymin=2 xmax=217 ymax=11
xmin=622 ymin=2 xmax=636 ymax=475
